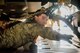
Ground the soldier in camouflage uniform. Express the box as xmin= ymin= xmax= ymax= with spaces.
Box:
xmin=0 ymin=10 xmax=61 ymax=50
xmin=0 ymin=1 xmax=61 ymax=50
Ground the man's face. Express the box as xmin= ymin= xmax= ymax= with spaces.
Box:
xmin=35 ymin=14 xmax=48 ymax=26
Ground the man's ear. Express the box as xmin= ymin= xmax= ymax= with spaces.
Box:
xmin=35 ymin=16 xmax=37 ymax=18
xmin=35 ymin=16 xmax=39 ymax=19
xmin=35 ymin=16 xmax=38 ymax=21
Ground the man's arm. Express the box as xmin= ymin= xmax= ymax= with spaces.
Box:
xmin=40 ymin=27 xmax=60 ymax=40
xmin=30 ymin=23 xmax=60 ymax=40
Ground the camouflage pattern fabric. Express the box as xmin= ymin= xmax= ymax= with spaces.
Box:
xmin=0 ymin=22 xmax=60 ymax=49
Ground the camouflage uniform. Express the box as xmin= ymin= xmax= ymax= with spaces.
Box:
xmin=0 ymin=21 xmax=60 ymax=49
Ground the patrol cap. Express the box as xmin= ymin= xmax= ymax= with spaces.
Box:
xmin=35 ymin=9 xmax=47 ymax=16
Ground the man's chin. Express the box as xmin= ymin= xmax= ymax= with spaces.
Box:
xmin=44 ymin=23 xmax=52 ymax=27
xmin=44 ymin=25 xmax=51 ymax=27
xmin=44 ymin=24 xmax=52 ymax=27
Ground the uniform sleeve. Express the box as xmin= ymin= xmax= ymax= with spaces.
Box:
xmin=30 ymin=24 xmax=61 ymax=40
xmin=40 ymin=27 xmax=60 ymax=40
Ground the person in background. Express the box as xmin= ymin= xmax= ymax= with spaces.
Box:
xmin=53 ymin=0 xmax=79 ymax=28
